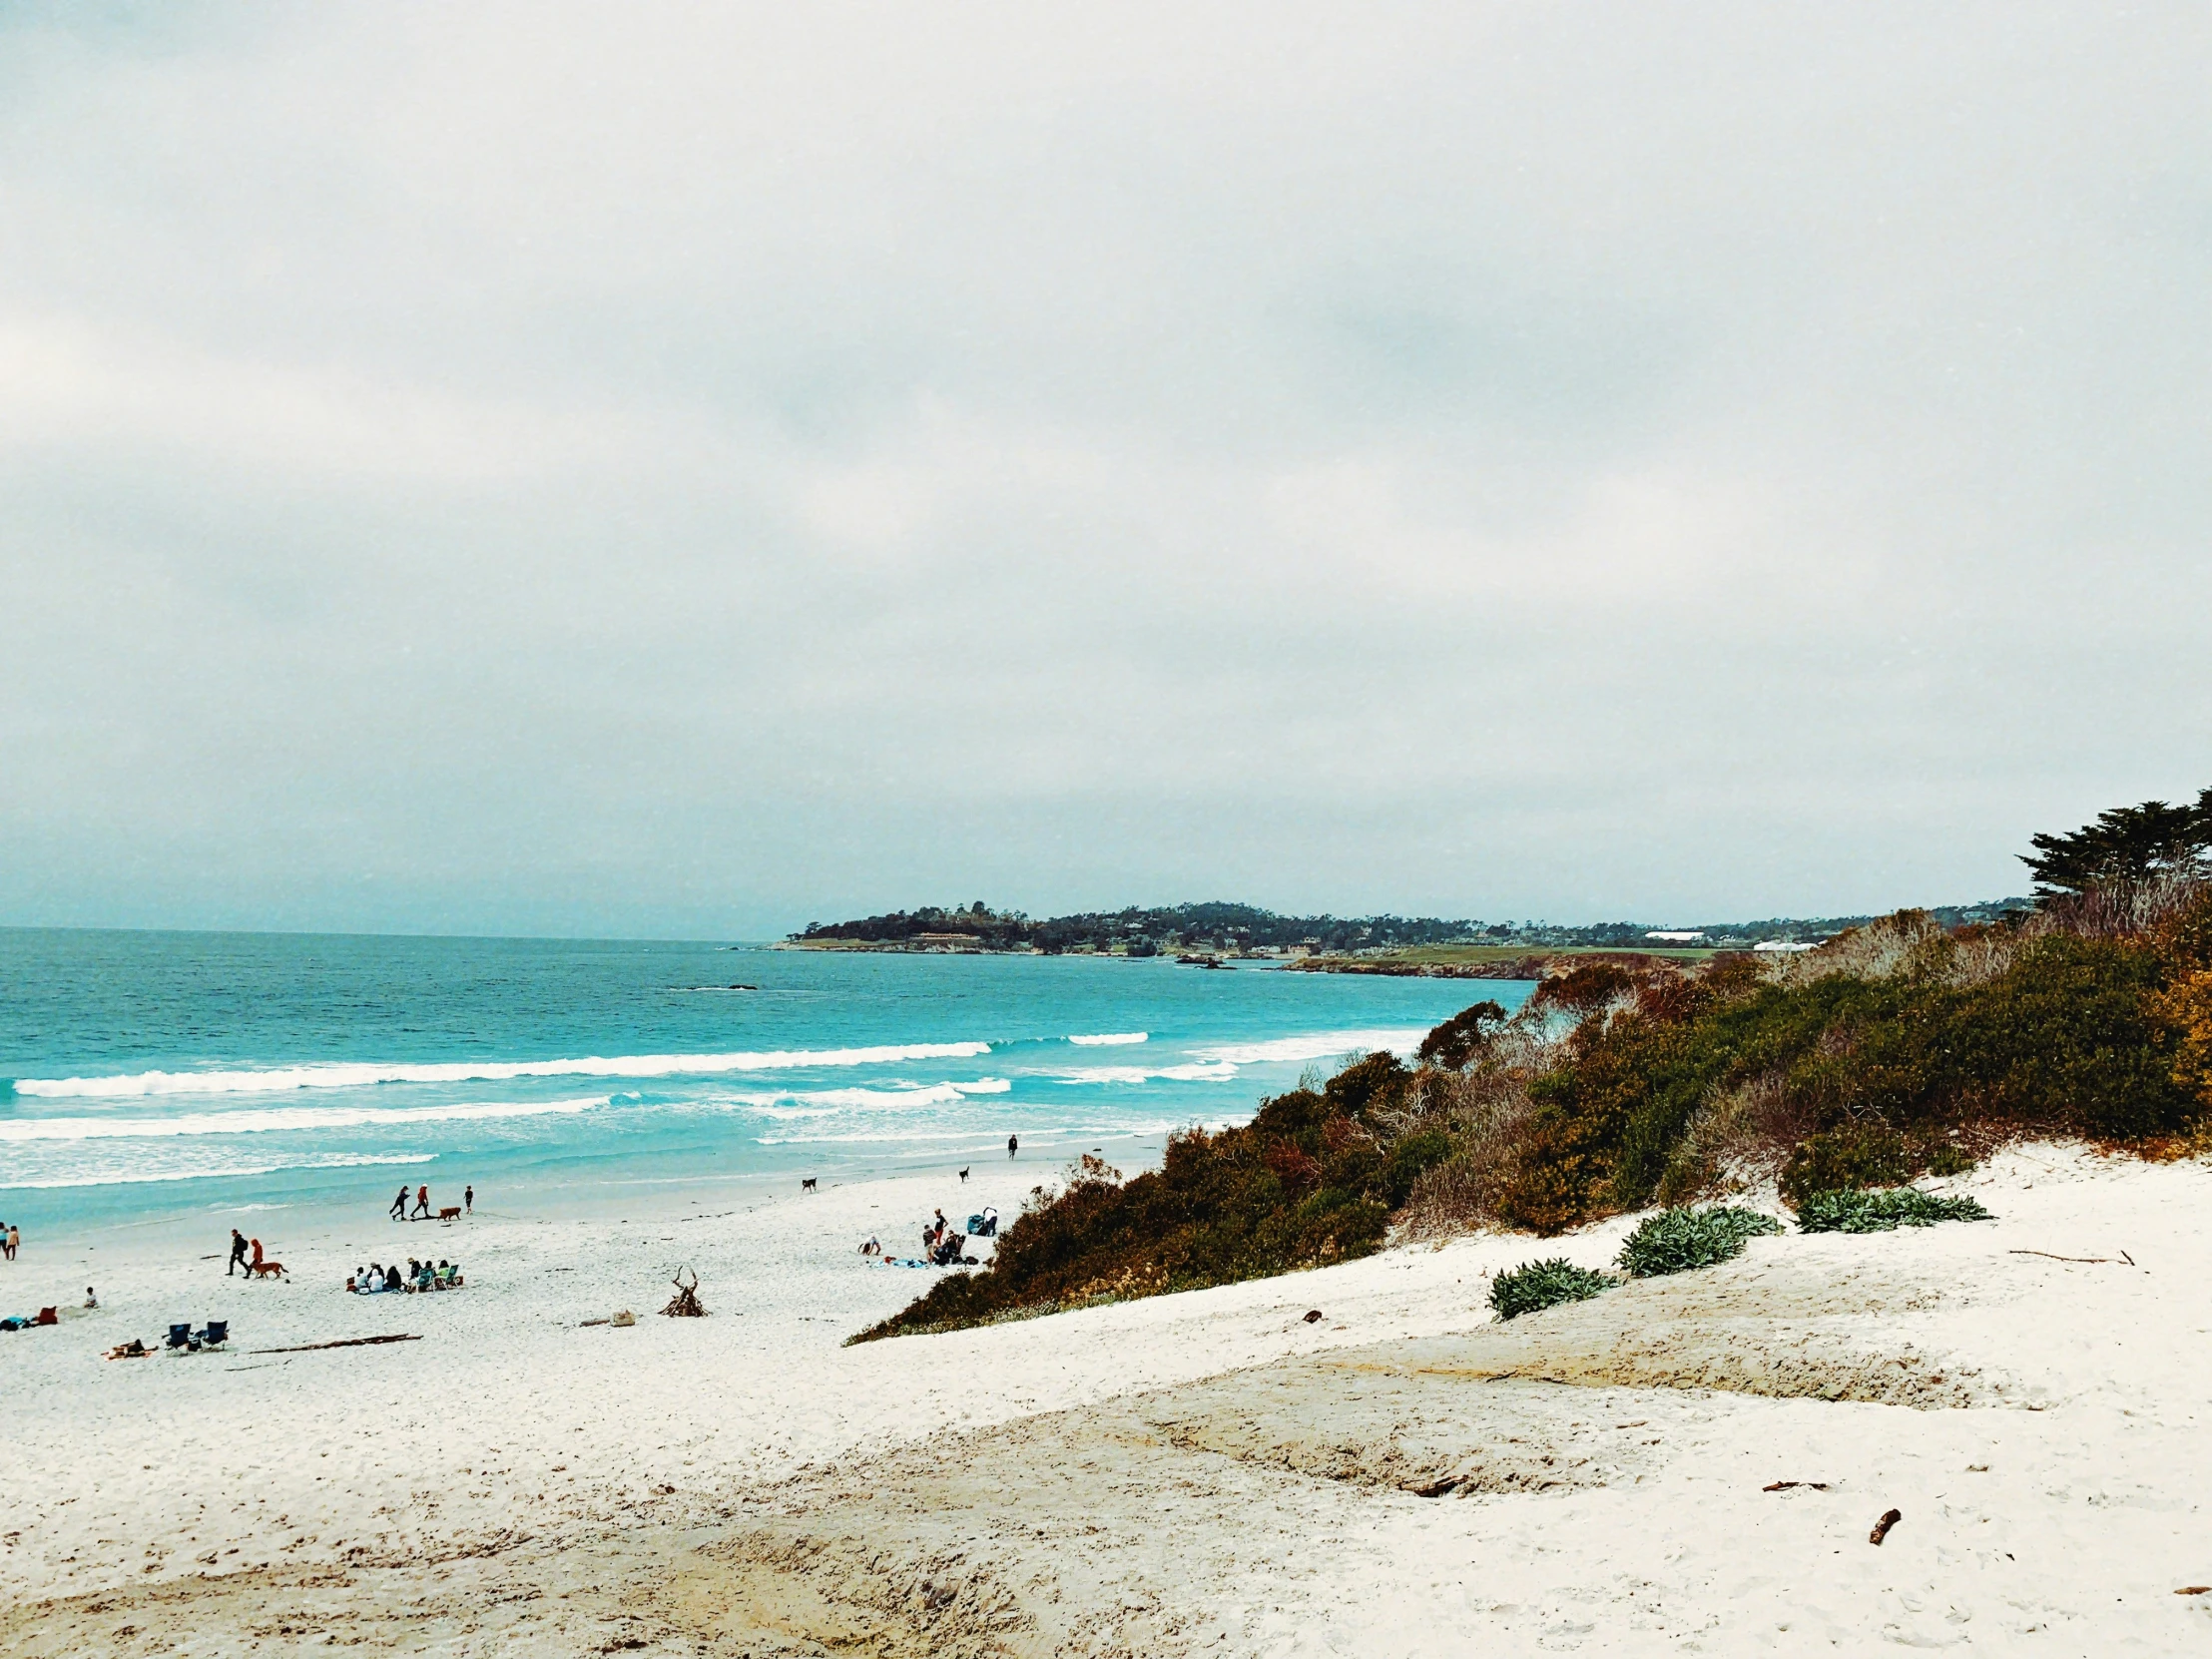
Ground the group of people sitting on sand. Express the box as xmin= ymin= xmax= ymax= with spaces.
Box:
xmin=347 ymin=1257 xmax=463 ymax=1294
xmin=922 ymin=1208 xmax=987 ymax=1267
xmin=857 ymin=1203 xmax=996 ymax=1267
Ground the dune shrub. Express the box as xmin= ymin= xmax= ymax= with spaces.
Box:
xmin=1416 ymin=999 xmax=1506 ymax=1070
xmin=1616 ymin=1206 xmax=1783 ymax=1278
xmin=1488 ymin=1258 xmax=1612 ymax=1322
xmin=1496 ymin=913 xmax=2200 ymax=1233
xmin=1794 ymin=1188 xmax=1994 ymax=1233
xmin=854 ymin=1050 xmax=1438 ymax=1341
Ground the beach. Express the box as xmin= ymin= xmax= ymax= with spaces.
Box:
xmin=4 ymin=1143 xmax=2210 ymax=1653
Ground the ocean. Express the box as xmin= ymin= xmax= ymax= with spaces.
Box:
xmin=0 ymin=928 xmax=1528 ymax=1234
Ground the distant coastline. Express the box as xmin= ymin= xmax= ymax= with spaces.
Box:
xmin=785 ymin=897 xmax=2035 ymax=967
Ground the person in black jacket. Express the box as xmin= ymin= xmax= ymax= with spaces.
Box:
xmin=228 ymin=1229 xmax=250 ymax=1276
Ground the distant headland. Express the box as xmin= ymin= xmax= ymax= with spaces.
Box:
xmin=784 ymin=897 xmax=2034 ymax=976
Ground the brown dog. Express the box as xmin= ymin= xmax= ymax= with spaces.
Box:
xmin=246 ymin=1260 xmax=287 ymax=1280
xmin=437 ymin=1206 xmax=461 ymax=1221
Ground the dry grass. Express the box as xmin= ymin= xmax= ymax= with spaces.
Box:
xmin=1390 ymin=1024 xmax=1565 ymax=1239
xmin=1654 ymin=1071 xmax=1818 ymax=1206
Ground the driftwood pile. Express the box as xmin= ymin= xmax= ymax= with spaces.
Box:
xmin=661 ymin=1265 xmax=708 ymax=1318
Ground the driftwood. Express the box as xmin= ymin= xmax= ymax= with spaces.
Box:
xmin=1763 ymin=1480 xmax=1831 ymax=1491
xmin=1869 ymin=1508 xmax=1902 ymax=1545
xmin=249 ymin=1334 xmax=420 ymax=1355
xmin=661 ymin=1265 xmax=708 ymax=1318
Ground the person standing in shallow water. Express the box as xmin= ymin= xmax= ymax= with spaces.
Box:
xmin=464 ymin=1185 xmax=473 ymax=1215
xmin=1007 ymin=1134 xmax=1018 ymax=1159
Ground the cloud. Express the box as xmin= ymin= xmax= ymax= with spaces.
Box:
xmin=2 ymin=3 xmax=2209 ymax=934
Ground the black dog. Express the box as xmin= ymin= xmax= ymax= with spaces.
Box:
xmin=957 ymin=1167 xmax=969 ymax=1183
xmin=801 ymin=1177 xmax=818 ymax=1193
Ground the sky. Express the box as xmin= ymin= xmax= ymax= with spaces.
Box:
xmin=2 ymin=4 xmax=2208 ymax=938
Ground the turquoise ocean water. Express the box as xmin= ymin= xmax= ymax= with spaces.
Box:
xmin=0 ymin=929 xmax=1529 ymax=1233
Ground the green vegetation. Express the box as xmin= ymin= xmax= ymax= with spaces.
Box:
xmin=854 ymin=792 xmax=2212 ymax=1342
xmin=1488 ymin=1258 xmax=1614 ymax=1321
xmin=1616 ymin=1206 xmax=1783 ymax=1278
xmin=1794 ymin=1188 xmax=1995 ymax=1233
xmin=1488 ymin=914 xmax=2199 ymax=1234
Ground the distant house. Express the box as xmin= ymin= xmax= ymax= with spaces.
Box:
xmin=1644 ymin=930 xmax=1708 ymax=943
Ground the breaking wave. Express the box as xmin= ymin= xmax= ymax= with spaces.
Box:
xmin=10 ymin=1040 xmax=996 ymax=1100
xmin=1189 ymin=1028 xmax=1428 ymax=1066
xmin=7 ymin=1151 xmax=440 ymax=1191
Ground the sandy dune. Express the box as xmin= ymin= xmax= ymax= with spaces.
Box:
xmin=7 ymin=1146 xmax=2212 ymax=1653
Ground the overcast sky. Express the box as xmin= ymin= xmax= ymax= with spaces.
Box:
xmin=2 ymin=4 xmax=2207 ymax=937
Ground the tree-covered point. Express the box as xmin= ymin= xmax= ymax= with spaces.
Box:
xmin=791 ymin=897 xmax=2038 ymax=953
xmin=793 ymin=900 xmax=1489 ymax=953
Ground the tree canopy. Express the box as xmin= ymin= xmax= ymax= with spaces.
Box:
xmin=2021 ymin=790 xmax=2212 ymax=896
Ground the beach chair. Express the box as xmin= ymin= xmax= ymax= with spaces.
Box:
xmin=165 ymin=1323 xmax=198 ymax=1353
xmin=195 ymin=1320 xmax=229 ymax=1350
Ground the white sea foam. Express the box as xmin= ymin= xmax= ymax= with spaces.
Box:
xmin=4 ymin=1151 xmax=439 ymax=1191
xmin=1052 ymin=1062 xmax=1241 ymax=1085
xmin=11 ymin=1041 xmax=995 ymax=1099
xmin=727 ymin=1083 xmax=971 ymax=1112
xmin=1067 ymin=1032 xmax=1148 ymax=1046
xmin=0 ymin=1095 xmax=612 ymax=1142
xmin=0 ymin=1077 xmax=1020 ymax=1144
xmin=754 ymin=1129 xmax=991 ymax=1146
xmin=1189 ymin=1028 xmax=1427 ymax=1066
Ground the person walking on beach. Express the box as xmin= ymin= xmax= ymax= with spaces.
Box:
xmin=464 ymin=1185 xmax=473 ymax=1215
xmin=411 ymin=1184 xmax=430 ymax=1220
xmin=1007 ymin=1134 xmax=1018 ymax=1159
xmin=2 ymin=1222 xmax=14 ymax=1261
xmin=390 ymin=1185 xmax=410 ymax=1221
xmin=228 ymin=1229 xmax=250 ymax=1276
xmin=4 ymin=1223 xmax=17 ymax=1260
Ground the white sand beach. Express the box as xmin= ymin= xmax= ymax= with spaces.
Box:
xmin=5 ymin=1145 xmax=2212 ymax=1654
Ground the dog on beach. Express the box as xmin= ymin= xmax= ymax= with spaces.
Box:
xmin=437 ymin=1206 xmax=461 ymax=1221
xmin=802 ymin=1177 xmax=818 ymax=1193
xmin=958 ymin=1167 xmax=969 ymax=1183
xmin=246 ymin=1259 xmax=287 ymax=1280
